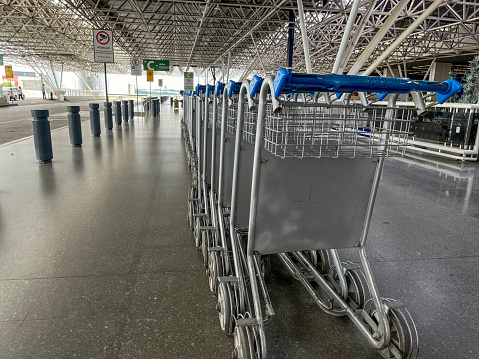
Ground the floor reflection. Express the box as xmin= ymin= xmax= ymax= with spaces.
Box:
xmin=38 ymin=161 xmax=57 ymax=196
xmin=384 ymin=155 xmax=479 ymax=219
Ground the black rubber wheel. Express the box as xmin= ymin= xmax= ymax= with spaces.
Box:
xmin=370 ymin=307 xmax=413 ymax=359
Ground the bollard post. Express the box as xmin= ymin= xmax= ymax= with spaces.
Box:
xmin=115 ymin=100 xmax=122 ymax=126
xmin=32 ymin=110 xmax=53 ymax=163
xmin=89 ymin=103 xmax=101 ymax=137
xmin=122 ymin=100 xmax=129 ymax=122
xmin=128 ymin=99 xmax=134 ymax=119
xmin=152 ymin=98 xmax=158 ymax=117
xmin=104 ymin=102 xmax=113 ymax=130
xmin=67 ymin=106 xmax=82 ymax=147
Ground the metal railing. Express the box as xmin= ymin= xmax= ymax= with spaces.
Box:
xmin=375 ymin=101 xmax=479 ymax=161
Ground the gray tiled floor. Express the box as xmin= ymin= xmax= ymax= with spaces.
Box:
xmin=0 ymin=102 xmax=478 ymax=358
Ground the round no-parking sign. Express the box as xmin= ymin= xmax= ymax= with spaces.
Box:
xmin=131 ymin=57 xmax=142 ymax=76
xmin=96 ymin=31 xmax=110 ymax=45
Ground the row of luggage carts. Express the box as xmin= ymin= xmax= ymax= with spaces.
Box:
xmin=180 ymin=69 xmax=461 ymax=359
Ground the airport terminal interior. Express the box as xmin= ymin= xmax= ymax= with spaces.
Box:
xmin=1 ymin=1 xmax=479 ymax=358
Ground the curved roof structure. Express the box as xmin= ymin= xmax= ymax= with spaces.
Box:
xmin=1 ymin=0 xmax=478 ymax=77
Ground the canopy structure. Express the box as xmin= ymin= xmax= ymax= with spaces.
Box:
xmin=0 ymin=0 xmax=478 ymax=77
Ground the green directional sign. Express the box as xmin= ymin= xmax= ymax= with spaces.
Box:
xmin=143 ymin=59 xmax=170 ymax=71
xmin=184 ymin=72 xmax=194 ymax=91
xmin=0 ymin=54 xmax=3 ymax=66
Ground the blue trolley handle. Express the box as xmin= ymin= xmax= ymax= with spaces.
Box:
xmin=215 ymin=81 xmax=225 ymax=97
xmin=249 ymin=75 xmax=264 ymax=98
xmin=227 ymin=80 xmax=242 ymax=98
xmin=273 ymin=68 xmax=462 ymax=105
xmin=195 ymin=85 xmax=206 ymax=96
xmin=206 ymin=84 xmax=214 ymax=98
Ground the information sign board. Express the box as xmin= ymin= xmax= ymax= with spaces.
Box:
xmin=93 ymin=29 xmax=114 ymax=63
xmin=0 ymin=54 xmax=3 ymax=66
xmin=158 ymin=79 xmax=163 ymax=87
xmin=143 ymin=60 xmax=170 ymax=71
xmin=184 ymin=72 xmax=194 ymax=91
xmin=131 ymin=57 xmax=142 ymax=76
xmin=5 ymin=65 xmax=13 ymax=78
xmin=147 ymin=70 xmax=154 ymax=82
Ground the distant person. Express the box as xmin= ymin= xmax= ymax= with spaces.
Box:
xmin=41 ymin=84 xmax=46 ymax=100
xmin=18 ymin=86 xmax=23 ymax=100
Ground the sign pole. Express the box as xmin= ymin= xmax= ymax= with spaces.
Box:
xmin=149 ymin=82 xmax=151 ymax=97
xmin=130 ymin=57 xmax=142 ymax=108
xmin=104 ymin=62 xmax=109 ymax=104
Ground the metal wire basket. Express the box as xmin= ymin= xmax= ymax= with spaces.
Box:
xmin=256 ymin=102 xmax=413 ymax=159
xmin=242 ymin=108 xmax=257 ymax=143
xmin=208 ymin=103 xmax=215 ymax=125
xmin=226 ymin=98 xmax=238 ymax=134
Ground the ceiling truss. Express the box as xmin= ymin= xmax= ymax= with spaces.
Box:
xmin=0 ymin=0 xmax=478 ymax=78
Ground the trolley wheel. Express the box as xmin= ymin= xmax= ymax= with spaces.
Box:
xmin=330 ymin=267 xmax=367 ymax=309
xmin=201 ymin=230 xmax=211 ymax=266
xmin=232 ymin=325 xmax=255 ymax=359
xmin=208 ymin=251 xmax=222 ymax=293
xmin=370 ymin=307 xmax=413 ymax=359
xmin=260 ymin=255 xmax=271 ymax=283
xmin=187 ymin=201 xmax=194 ymax=229
xmin=222 ymin=249 xmax=231 ymax=277
xmin=194 ymin=217 xmax=202 ymax=248
xmin=347 ymin=268 xmax=368 ymax=309
xmin=187 ymin=186 xmax=197 ymax=228
xmin=217 ymin=282 xmax=234 ymax=335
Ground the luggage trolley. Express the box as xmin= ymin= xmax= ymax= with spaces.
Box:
xmin=228 ymin=69 xmax=461 ymax=359
xmin=188 ymin=85 xmax=207 ymax=237
xmin=197 ymin=83 xmax=221 ymax=266
xmin=185 ymin=90 xmax=199 ymax=228
xmin=192 ymin=84 xmax=218 ymax=254
xmin=216 ymin=76 xmax=265 ymax=335
xmin=205 ymin=81 xmax=235 ymax=294
xmin=206 ymin=80 xmax=243 ymax=294
xmin=182 ymin=91 xmax=195 ymax=170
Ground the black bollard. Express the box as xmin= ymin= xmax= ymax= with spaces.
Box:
xmin=104 ymin=102 xmax=113 ymax=130
xmin=89 ymin=103 xmax=101 ymax=137
xmin=114 ymin=100 xmax=122 ymax=126
xmin=128 ymin=99 xmax=134 ymax=119
xmin=122 ymin=100 xmax=128 ymax=122
xmin=151 ymin=98 xmax=158 ymax=117
xmin=32 ymin=110 xmax=53 ymax=163
xmin=67 ymin=106 xmax=82 ymax=147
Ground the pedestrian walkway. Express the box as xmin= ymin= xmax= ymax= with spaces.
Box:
xmin=0 ymin=103 xmax=477 ymax=358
